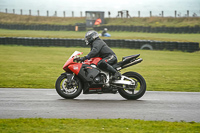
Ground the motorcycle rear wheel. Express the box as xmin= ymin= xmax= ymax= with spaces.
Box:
xmin=118 ymin=71 xmax=146 ymax=100
xmin=55 ymin=74 xmax=82 ymax=99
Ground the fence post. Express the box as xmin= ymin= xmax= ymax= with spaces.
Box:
xmin=20 ymin=9 xmax=22 ymax=15
xmin=47 ymin=10 xmax=49 ymax=17
xmin=175 ymin=10 xmax=177 ymax=18
xmin=187 ymin=10 xmax=189 ymax=17
xmin=5 ymin=8 xmax=7 ymax=13
xmin=63 ymin=11 xmax=65 ymax=17
xmin=72 ymin=11 xmax=74 ymax=17
xmin=29 ymin=10 xmax=31 ymax=16
xmin=150 ymin=11 xmax=152 ymax=17
xmin=80 ymin=11 xmax=82 ymax=17
xmin=37 ymin=10 xmax=39 ymax=16
xmin=13 ymin=9 xmax=15 ymax=14
xmin=55 ymin=11 xmax=57 ymax=17
xmin=162 ymin=11 xmax=164 ymax=17
xmin=138 ymin=11 xmax=140 ymax=17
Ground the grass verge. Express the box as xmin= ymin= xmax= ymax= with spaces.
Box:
xmin=0 ymin=118 xmax=199 ymax=133
xmin=105 ymin=17 xmax=200 ymax=27
xmin=0 ymin=13 xmax=85 ymax=25
xmin=1 ymin=12 xmax=200 ymax=27
xmin=0 ymin=45 xmax=199 ymax=92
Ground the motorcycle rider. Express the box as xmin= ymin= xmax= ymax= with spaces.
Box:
xmin=78 ymin=30 xmax=121 ymax=80
xmin=101 ymin=28 xmax=107 ymax=36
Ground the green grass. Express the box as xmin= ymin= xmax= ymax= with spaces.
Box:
xmin=0 ymin=29 xmax=200 ymax=45
xmin=0 ymin=118 xmax=199 ymax=133
xmin=0 ymin=45 xmax=199 ymax=92
xmin=1 ymin=12 xmax=200 ymax=27
xmin=0 ymin=13 xmax=85 ymax=25
xmin=105 ymin=17 xmax=200 ymax=27
xmin=1 ymin=13 xmax=200 ymax=131
xmin=0 ymin=29 xmax=85 ymax=39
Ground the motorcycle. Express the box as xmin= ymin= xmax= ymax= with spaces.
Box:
xmin=55 ymin=51 xmax=146 ymax=100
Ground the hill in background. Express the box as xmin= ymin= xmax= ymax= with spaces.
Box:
xmin=0 ymin=12 xmax=200 ymax=27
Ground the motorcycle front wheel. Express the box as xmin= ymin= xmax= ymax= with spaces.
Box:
xmin=55 ymin=74 xmax=82 ymax=99
xmin=118 ymin=71 xmax=146 ymax=100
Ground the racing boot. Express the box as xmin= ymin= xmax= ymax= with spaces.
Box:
xmin=113 ymin=71 xmax=121 ymax=80
xmin=106 ymin=64 xmax=121 ymax=80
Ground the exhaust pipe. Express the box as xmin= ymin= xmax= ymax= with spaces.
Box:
xmin=121 ymin=58 xmax=143 ymax=69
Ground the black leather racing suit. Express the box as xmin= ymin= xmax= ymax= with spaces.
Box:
xmin=86 ymin=38 xmax=118 ymax=74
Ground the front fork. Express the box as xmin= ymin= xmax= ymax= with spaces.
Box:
xmin=61 ymin=72 xmax=74 ymax=81
xmin=61 ymin=73 xmax=79 ymax=93
xmin=61 ymin=72 xmax=75 ymax=87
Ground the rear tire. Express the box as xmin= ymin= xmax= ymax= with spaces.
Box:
xmin=55 ymin=74 xmax=82 ymax=99
xmin=118 ymin=71 xmax=146 ymax=100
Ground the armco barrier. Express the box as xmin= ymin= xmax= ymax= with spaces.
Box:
xmin=0 ymin=37 xmax=199 ymax=52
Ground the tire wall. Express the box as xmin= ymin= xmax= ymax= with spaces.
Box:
xmin=0 ymin=23 xmax=200 ymax=33
xmin=0 ymin=23 xmax=86 ymax=31
xmin=94 ymin=25 xmax=200 ymax=34
xmin=0 ymin=37 xmax=199 ymax=52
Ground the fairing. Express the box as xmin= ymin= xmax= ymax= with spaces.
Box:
xmin=78 ymin=64 xmax=100 ymax=82
xmin=63 ymin=51 xmax=83 ymax=73
xmin=84 ymin=57 xmax=102 ymax=65
xmin=62 ymin=51 xmax=101 ymax=76
xmin=68 ymin=63 xmax=82 ymax=75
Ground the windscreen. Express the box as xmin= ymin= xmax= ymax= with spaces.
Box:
xmin=69 ymin=51 xmax=83 ymax=59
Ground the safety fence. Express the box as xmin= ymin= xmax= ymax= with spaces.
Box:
xmin=0 ymin=23 xmax=200 ymax=33
xmin=2 ymin=9 xmax=200 ymax=18
xmin=0 ymin=37 xmax=199 ymax=52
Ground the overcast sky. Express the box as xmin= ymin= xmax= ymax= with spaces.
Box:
xmin=1 ymin=0 xmax=199 ymax=17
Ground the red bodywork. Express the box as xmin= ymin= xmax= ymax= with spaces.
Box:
xmin=84 ymin=57 xmax=102 ymax=66
xmin=63 ymin=52 xmax=102 ymax=75
xmin=63 ymin=57 xmax=82 ymax=75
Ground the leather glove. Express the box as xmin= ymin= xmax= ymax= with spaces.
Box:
xmin=77 ymin=56 xmax=87 ymax=62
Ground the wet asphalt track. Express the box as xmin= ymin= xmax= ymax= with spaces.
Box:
xmin=0 ymin=88 xmax=200 ymax=122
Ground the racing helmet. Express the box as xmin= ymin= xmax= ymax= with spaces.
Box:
xmin=84 ymin=30 xmax=99 ymax=45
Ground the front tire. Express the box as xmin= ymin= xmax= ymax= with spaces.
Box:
xmin=118 ymin=72 xmax=146 ymax=100
xmin=55 ymin=74 xmax=82 ymax=99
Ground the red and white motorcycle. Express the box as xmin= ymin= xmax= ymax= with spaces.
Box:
xmin=55 ymin=51 xmax=146 ymax=100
